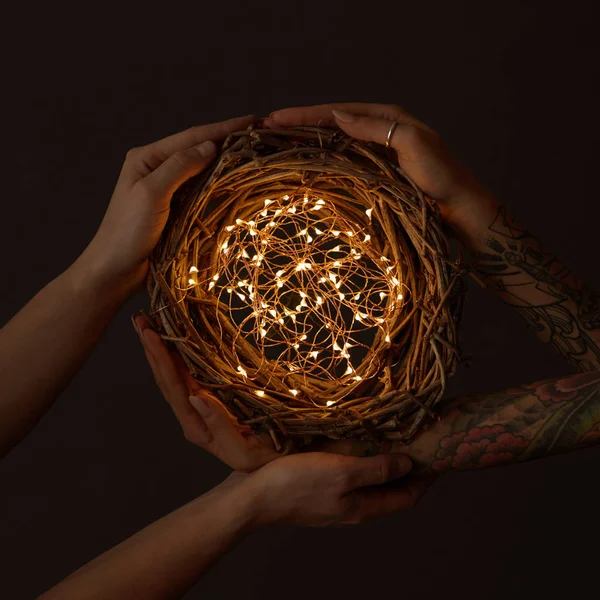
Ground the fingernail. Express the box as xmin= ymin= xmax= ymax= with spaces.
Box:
xmin=190 ymin=395 xmax=211 ymax=416
xmin=132 ymin=315 xmax=150 ymax=337
xmin=332 ymin=109 xmax=356 ymax=123
xmin=197 ymin=140 xmax=217 ymax=158
xmin=391 ymin=454 xmax=413 ymax=476
xmin=269 ymin=111 xmax=278 ymax=118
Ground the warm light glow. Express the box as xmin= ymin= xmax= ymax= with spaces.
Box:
xmin=205 ymin=192 xmax=408 ymax=391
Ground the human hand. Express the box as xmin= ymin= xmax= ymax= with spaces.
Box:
xmin=263 ymin=102 xmax=498 ymax=240
xmin=241 ymin=451 xmax=427 ymax=527
xmin=73 ymin=115 xmax=256 ymax=299
xmin=133 ymin=315 xmax=413 ymax=473
xmin=133 ymin=315 xmax=280 ymax=472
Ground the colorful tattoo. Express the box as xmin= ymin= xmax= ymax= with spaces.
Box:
xmin=469 ymin=206 xmax=600 ymax=371
xmin=406 ymin=370 xmax=600 ymax=474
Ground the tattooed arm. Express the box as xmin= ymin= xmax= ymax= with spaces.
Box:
xmin=265 ymin=103 xmax=600 ymax=369
xmin=467 ymin=206 xmax=600 ymax=371
xmin=394 ymin=370 xmax=600 ymax=474
xmin=329 ymin=370 xmax=600 ymax=475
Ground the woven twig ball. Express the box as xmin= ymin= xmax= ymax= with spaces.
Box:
xmin=147 ymin=125 xmax=464 ymax=447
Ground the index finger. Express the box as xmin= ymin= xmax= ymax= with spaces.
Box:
xmin=344 ymin=453 xmax=413 ymax=489
xmin=344 ymin=478 xmax=428 ymax=523
xmin=267 ymin=102 xmax=417 ymax=128
xmin=123 ymin=114 xmax=256 ymax=181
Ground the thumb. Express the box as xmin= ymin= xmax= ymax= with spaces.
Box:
xmin=142 ymin=140 xmax=217 ymax=201
xmin=189 ymin=394 xmax=243 ymax=440
xmin=332 ymin=109 xmax=418 ymax=159
xmin=344 ymin=453 xmax=413 ymax=490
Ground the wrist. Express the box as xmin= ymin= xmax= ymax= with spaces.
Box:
xmin=442 ymin=190 xmax=499 ymax=250
xmin=68 ymin=245 xmax=145 ymax=306
xmin=205 ymin=471 xmax=276 ymax=534
xmin=234 ymin=470 xmax=285 ymax=531
xmin=391 ymin=413 xmax=456 ymax=475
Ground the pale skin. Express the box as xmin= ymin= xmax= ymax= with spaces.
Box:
xmin=0 ymin=111 xmax=423 ymax=600
xmin=143 ymin=103 xmax=599 ymax=473
xmin=1 ymin=101 xmax=597 ymax=598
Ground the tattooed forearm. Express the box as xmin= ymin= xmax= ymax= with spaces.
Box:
xmin=470 ymin=206 xmax=600 ymax=371
xmin=398 ymin=370 xmax=600 ymax=474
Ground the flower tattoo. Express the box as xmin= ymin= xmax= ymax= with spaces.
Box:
xmin=524 ymin=370 xmax=600 ymax=404
xmin=432 ymin=425 xmax=529 ymax=473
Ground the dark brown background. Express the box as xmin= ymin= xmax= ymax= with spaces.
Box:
xmin=1 ymin=2 xmax=598 ymax=598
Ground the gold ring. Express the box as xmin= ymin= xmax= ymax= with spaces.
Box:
xmin=385 ymin=121 xmax=399 ymax=148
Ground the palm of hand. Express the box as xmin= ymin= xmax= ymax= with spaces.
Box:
xmin=134 ymin=315 xmax=279 ymax=471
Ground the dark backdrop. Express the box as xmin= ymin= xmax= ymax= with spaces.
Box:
xmin=1 ymin=2 xmax=598 ymax=598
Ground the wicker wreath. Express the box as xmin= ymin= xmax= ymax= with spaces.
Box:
xmin=146 ymin=125 xmax=464 ymax=448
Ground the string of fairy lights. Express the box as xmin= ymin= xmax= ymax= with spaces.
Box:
xmin=185 ymin=192 xmax=409 ymax=402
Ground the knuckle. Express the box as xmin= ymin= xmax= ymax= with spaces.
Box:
xmin=126 ymin=146 xmax=143 ymax=160
xmin=377 ymin=456 xmax=391 ymax=484
xmin=172 ymin=149 xmax=193 ymax=167
xmin=384 ymin=103 xmax=404 ymax=116
xmin=336 ymin=467 xmax=353 ymax=490
xmin=403 ymin=123 xmax=425 ymax=144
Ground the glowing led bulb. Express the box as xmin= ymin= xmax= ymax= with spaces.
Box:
xmin=215 ymin=188 xmax=403 ymax=392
